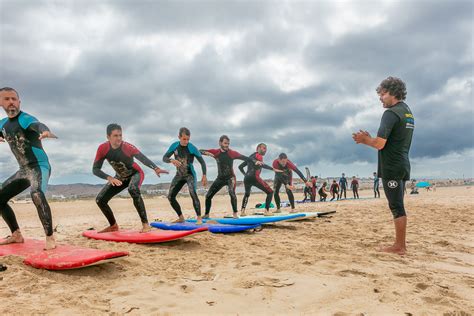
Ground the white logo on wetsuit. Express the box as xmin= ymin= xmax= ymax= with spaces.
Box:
xmin=387 ymin=180 xmax=398 ymax=189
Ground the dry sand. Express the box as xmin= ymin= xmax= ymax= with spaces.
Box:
xmin=0 ymin=186 xmax=473 ymax=315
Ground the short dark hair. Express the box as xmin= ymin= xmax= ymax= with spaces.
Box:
xmin=278 ymin=153 xmax=287 ymax=159
xmin=376 ymin=76 xmax=407 ymax=100
xmin=256 ymin=143 xmax=266 ymax=151
xmin=107 ymin=123 xmax=122 ymax=136
xmin=219 ymin=135 xmax=230 ymax=143
xmin=179 ymin=127 xmax=190 ymax=137
xmin=0 ymin=87 xmax=19 ymax=98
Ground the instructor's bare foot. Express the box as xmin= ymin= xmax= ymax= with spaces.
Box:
xmin=264 ymin=210 xmax=273 ymax=216
xmin=233 ymin=213 xmax=239 ymax=219
xmin=44 ymin=235 xmax=56 ymax=250
xmin=99 ymin=223 xmax=119 ymax=233
xmin=202 ymin=214 xmax=210 ymax=219
xmin=378 ymin=244 xmax=406 ymax=256
xmin=0 ymin=230 xmax=24 ymax=245
xmin=274 ymin=209 xmax=282 ymax=214
xmin=140 ymin=223 xmax=152 ymax=233
xmin=240 ymin=210 xmax=247 ymax=217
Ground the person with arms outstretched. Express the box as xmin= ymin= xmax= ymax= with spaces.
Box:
xmin=200 ymin=135 xmax=259 ymax=219
xmin=93 ymin=123 xmax=168 ymax=233
xmin=163 ymin=127 xmax=207 ymax=224
xmin=0 ymin=87 xmax=57 ymax=250
xmin=272 ymin=153 xmax=311 ymax=213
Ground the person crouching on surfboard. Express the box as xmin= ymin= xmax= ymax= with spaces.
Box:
xmin=163 ymin=127 xmax=207 ymax=225
xmin=272 ymin=153 xmax=312 ymax=213
xmin=0 ymin=87 xmax=58 ymax=250
xmin=93 ymin=123 xmax=168 ymax=233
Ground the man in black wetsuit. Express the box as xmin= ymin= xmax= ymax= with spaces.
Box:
xmin=163 ymin=127 xmax=207 ymax=224
xmin=238 ymin=143 xmax=281 ymax=216
xmin=339 ymin=173 xmax=348 ymax=199
xmin=200 ymin=135 xmax=261 ymax=219
xmin=353 ymin=76 xmax=414 ymax=255
xmin=373 ymin=172 xmax=381 ymax=198
xmin=272 ymin=153 xmax=311 ymax=213
xmin=93 ymin=124 xmax=168 ymax=233
xmin=0 ymin=87 xmax=57 ymax=250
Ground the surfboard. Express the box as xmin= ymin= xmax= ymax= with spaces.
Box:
xmin=252 ymin=210 xmax=336 ymax=220
xmin=0 ymin=239 xmax=128 ymax=270
xmin=150 ymin=222 xmax=261 ymax=234
xmin=82 ymin=228 xmax=207 ymax=243
xmin=187 ymin=213 xmax=304 ymax=225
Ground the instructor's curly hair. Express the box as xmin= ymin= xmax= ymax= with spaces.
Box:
xmin=376 ymin=76 xmax=407 ymax=101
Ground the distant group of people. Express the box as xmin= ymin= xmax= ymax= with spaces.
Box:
xmin=302 ymin=172 xmax=383 ymax=202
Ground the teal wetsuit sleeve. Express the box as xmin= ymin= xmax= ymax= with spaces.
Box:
xmin=163 ymin=142 xmax=179 ymax=163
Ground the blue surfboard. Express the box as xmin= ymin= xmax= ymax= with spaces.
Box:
xmin=186 ymin=213 xmax=304 ymax=225
xmin=151 ymin=222 xmax=260 ymax=234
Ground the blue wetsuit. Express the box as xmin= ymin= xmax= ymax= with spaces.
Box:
xmin=163 ymin=141 xmax=206 ymax=217
xmin=0 ymin=111 xmax=53 ymax=236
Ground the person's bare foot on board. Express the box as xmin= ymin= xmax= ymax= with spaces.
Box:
xmin=0 ymin=230 xmax=24 ymax=245
xmin=172 ymin=215 xmax=185 ymax=223
xmin=99 ymin=223 xmax=119 ymax=233
xmin=140 ymin=223 xmax=152 ymax=233
xmin=44 ymin=235 xmax=56 ymax=250
xmin=196 ymin=216 xmax=203 ymax=225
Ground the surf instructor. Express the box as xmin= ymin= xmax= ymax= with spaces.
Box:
xmin=352 ymin=76 xmax=414 ymax=255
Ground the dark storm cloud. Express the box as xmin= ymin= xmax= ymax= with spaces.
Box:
xmin=0 ymin=0 xmax=472 ymax=182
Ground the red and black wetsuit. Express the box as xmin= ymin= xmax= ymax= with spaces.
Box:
xmin=238 ymin=152 xmax=273 ymax=211
xmin=272 ymin=159 xmax=307 ymax=209
xmin=351 ymin=179 xmax=360 ymax=199
xmin=201 ymin=148 xmax=253 ymax=215
xmin=93 ymin=141 xmax=158 ymax=225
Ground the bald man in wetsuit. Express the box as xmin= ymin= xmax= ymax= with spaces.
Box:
xmin=0 ymin=87 xmax=58 ymax=250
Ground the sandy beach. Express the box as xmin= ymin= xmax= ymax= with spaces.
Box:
xmin=0 ymin=186 xmax=472 ymax=315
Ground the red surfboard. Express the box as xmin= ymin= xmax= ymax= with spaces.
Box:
xmin=0 ymin=239 xmax=129 ymax=270
xmin=82 ymin=227 xmax=207 ymax=243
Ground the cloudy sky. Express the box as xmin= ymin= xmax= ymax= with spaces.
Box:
xmin=0 ymin=0 xmax=472 ymax=184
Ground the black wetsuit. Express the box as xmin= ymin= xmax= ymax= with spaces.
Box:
xmin=339 ymin=177 xmax=347 ymax=199
xmin=374 ymin=177 xmax=380 ymax=198
xmin=318 ymin=186 xmax=328 ymax=201
xmin=163 ymin=141 xmax=206 ymax=217
xmin=93 ymin=141 xmax=158 ymax=225
xmin=0 ymin=111 xmax=53 ymax=236
xmin=238 ymin=152 xmax=273 ymax=211
xmin=377 ymin=101 xmax=414 ymax=218
xmin=272 ymin=159 xmax=307 ymax=209
xmin=330 ymin=183 xmax=340 ymax=201
xmin=202 ymin=148 xmax=253 ymax=215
